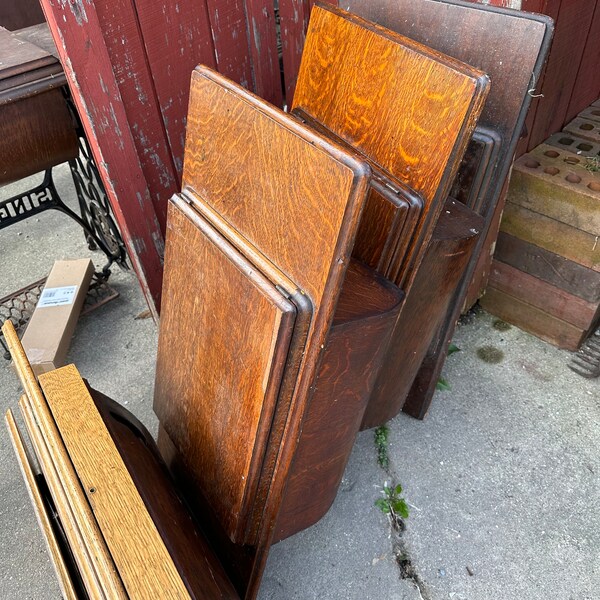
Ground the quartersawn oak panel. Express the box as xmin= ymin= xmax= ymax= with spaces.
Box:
xmin=39 ymin=365 xmax=193 ymax=599
xmin=154 ymin=198 xmax=297 ymax=544
xmin=182 ymin=66 xmax=369 ymax=305
xmin=293 ymin=3 xmax=488 ymax=286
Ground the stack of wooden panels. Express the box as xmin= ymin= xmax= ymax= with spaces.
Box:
xmin=345 ymin=0 xmax=554 ymax=421
xmin=482 ymin=106 xmax=600 ymax=350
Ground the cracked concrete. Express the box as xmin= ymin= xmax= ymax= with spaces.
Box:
xmin=1 ymin=165 xmax=598 ymax=599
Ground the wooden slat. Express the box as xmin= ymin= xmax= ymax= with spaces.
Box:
xmin=93 ymin=0 xmax=179 ymax=229
xmin=293 ymin=4 xmax=488 ymax=287
xmin=39 ymin=365 xmax=192 ymax=599
xmin=39 ymin=0 xmax=165 ymax=316
xmin=565 ymin=1 xmax=600 ymax=122
xmin=5 ymin=408 xmax=78 ymax=600
xmin=2 ymin=321 xmax=126 ymax=600
xmin=244 ymin=0 xmax=283 ymax=106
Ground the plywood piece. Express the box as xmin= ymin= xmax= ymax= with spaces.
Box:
xmin=155 ymin=198 xmax=298 ymax=544
xmin=293 ymin=4 xmax=488 ymax=285
xmin=2 ymin=321 xmax=125 ymax=600
xmin=5 ymin=408 xmax=78 ymax=600
xmin=39 ymin=365 xmax=193 ymax=599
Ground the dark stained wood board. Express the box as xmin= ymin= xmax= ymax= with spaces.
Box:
xmin=495 ymin=232 xmax=600 ymax=304
xmin=291 ymin=106 xmax=423 ymax=281
xmin=0 ymin=26 xmax=56 ymax=80
xmin=487 ymin=260 xmax=599 ymax=330
xmin=480 ymin=286 xmax=588 ymax=351
xmin=274 ymin=259 xmax=403 ymax=540
xmin=345 ymin=0 xmax=553 ymax=420
xmin=0 ymin=0 xmax=45 ymax=31
xmin=293 ymin=3 xmax=489 ymax=288
xmin=363 ymin=198 xmax=483 ymax=428
xmin=154 ymin=198 xmax=299 ymax=545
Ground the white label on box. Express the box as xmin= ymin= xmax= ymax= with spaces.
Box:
xmin=37 ymin=286 xmax=78 ymax=308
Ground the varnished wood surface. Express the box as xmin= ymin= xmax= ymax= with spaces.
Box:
xmin=2 ymin=321 xmax=126 ymax=600
xmin=363 ymin=199 xmax=483 ymax=428
xmin=183 ymin=66 xmax=369 ymax=304
xmin=346 ymin=0 xmax=553 ymax=419
xmin=495 ymin=232 xmax=600 ymax=304
xmin=291 ymin=107 xmax=423 ymax=282
xmin=155 ymin=198 xmax=298 ymax=545
xmin=89 ymin=387 xmax=238 ymax=599
xmin=293 ymin=4 xmax=488 ymax=288
xmin=5 ymin=408 xmax=78 ymax=600
xmin=275 ymin=259 xmax=403 ymax=540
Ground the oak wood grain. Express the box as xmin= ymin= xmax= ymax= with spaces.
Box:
xmin=39 ymin=365 xmax=192 ymax=599
xmin=155 ymin=198 xmax=298 ymax=545
xmin=5 ymin=408 xmax=78 ymax=600
xmin=2 ymin=321 xmax=125 ymax=600
xmin=293 ymin=3 xmax=488 ymax=286
xmin=363 ymin=199 xmax=483 ymax=428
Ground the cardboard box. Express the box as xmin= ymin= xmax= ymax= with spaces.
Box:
xmin=21 ymin=259 xmax=94 ymax=376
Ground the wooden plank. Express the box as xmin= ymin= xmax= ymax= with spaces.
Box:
xmin=155 ymin=198 xmax=297 ymax=544
xmin=293 ymin=4 xmax=488 ymax=286
xmin=2 ymin=321 xmax=126 ymax=600
xmin=291 ymin=106 xmax=424 ymax=280
xmin=243 ymin=0 xmax=283 ymax=106
xmin=488 ymin=259 xmax=599 ymax=329
xmin=132 ymin=0 xmax=216 ymax=179
xmin=565 ymin=1 xmax=600 ymax=122
xmin=0 ymin=27 xmax=55 ymax=81
xmin=5 ymin=408 xmax=78 ymax=600
xmin=39 ymin=0 xmax=166 ymax=316
xmin=39 ymin=365 xmax=192 ymax=600
xmin=495 ymin=232 xmax=600 ymax=303
xmin=528 ymin=0 xmax=596 ymax=148
xmin=93 ymin=0 xmax=179 ymax=229
xmin=500 ymin=201 xmax=600 ymax=272
xmin=480 ymin=285 xmax=587 ymax=351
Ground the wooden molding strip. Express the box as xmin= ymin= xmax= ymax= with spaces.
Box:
xmin=5 ymin=408 xmax=78 ymax=600
xmin=39 ymin=364 xmax=191 ymax=600
xmin=2 ymin=321 xmax=126 ymax=600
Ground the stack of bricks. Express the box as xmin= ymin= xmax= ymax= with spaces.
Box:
xmin=481 ymin=99 xmax=600 ymax=351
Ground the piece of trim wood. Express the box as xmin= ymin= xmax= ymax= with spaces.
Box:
xmin=5 ymin=408 xmax=78 ymax=600
xmin=2 ymin=320 xmax=125 ymax=600
xmin=39 ymin=364 xmax=191 ymax=600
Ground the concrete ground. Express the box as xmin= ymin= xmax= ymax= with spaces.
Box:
xmin=0 ymin=166 xmax=598 ymax=599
